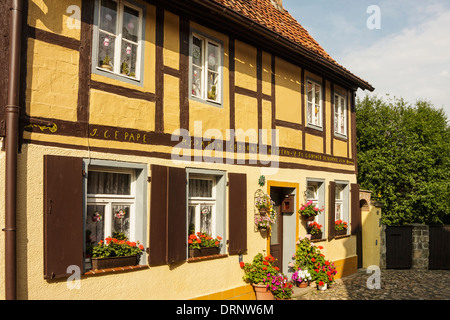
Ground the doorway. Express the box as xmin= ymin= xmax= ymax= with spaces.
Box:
xmin=269 ymin=186 xmax=296 ymax=276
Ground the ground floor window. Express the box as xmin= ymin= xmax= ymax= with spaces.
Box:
xmin=306 ymin=179 xmax=325 ymax=237
xmin=83 ymin=160 xmax=147 ymax=270
xmin=186 ymin=169 xmax=226 ymax=254
xmin=334 ymin=182 xmax=350 ymax=234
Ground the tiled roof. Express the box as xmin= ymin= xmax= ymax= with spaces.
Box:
xmin=210 ymin=0 xmax=373 ymax=90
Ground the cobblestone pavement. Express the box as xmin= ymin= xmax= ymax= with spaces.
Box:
xmin=292 ymin=269 xmax=450 ymax=300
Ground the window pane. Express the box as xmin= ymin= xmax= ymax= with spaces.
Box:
xmin=200 ymin=205 xmax=212 ymax=235
xmin=307 ymin=82 xmax=313 ymax=102
xmin=192 ymin=36 xmax=203 ymax=66
xmin=86 ymin=205 xmax=106 ymax=250
xmin=207 ymin=71 xmax=219 ymax=101
xmin=99 ymin=0 xmax=117 ymax=34
xmin=207 ymin=42 xmax=219 ymax=72
xmin=189 ymin=179 xmax=212 ymax=198
xmin=188 ymin=206 xmax=196 ymax=234
xmin=335 ymin=203 xmax=342 ymax=220
xmin=307 ymin=102 xmax=313 ymax=124
xmin=88 ymin=171 xmax=131 ymax=195
xmin=122 ymin=5 xmax=140 ymax=42
xmin=120 ymin=40 xmax=137 ymax=77
xmin=314 ymin=84 xmax=321 ymax=102
xmin=111 ymin=205 xmax=130 ymax=239
xmin=192 ymin=65 xmax=202 ymax=98
xmin=98 ymin=32 xmax=116 ymax=71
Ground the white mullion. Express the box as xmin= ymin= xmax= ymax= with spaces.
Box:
xmin=114 ymin=2 xmax=123 ymax=74
xmin=202 ymin=37 xmax=207 ymax=100
xmin=104 ymin=202 xmax=112 ymax=237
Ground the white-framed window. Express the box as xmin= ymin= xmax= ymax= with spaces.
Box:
xmin=334 ymin=182 xmax=349 ymax=230
xmin=307 ymin=80 xmax=322 ymax=128
xmin=85 ymin=168 xmax=136 ymax=243
xmin=306 ymin=182 xmax=319 ymax=222
xmin=334 ymin=93 xmax=347 ymax=137
xmin=306 ymin=179 xmax=325 ymax=236
xmin=188 ymin=175 xmax=217 ymax=236
xmin=83 ymin=160 xmax=147 ymax=270
xmin=190 ymin=32 xmax=222 ymax=105
xmin=95 ymin=0 xmax=143 ymax=81
xmin=335 ymin=184 xmax=344 ymax=221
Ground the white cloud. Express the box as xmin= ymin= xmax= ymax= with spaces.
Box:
xmin=339 ymin=8 xmax=450 ymax=116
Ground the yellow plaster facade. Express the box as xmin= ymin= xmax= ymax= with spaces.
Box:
xmin=0 ymin=0 xmax=368 ymax=300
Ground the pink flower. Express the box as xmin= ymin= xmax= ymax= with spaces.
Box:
xmin=300 ymin=206 xmax=305 ymax=211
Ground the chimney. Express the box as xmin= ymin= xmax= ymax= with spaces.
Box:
xmin=270 ymin=0 xmax=284 ymax=11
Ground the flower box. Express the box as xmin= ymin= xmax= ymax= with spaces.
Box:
xmin=189 ymin=247 xmax=220 ymax=258
xmin=335 ymin=229 xmax=347 ymax=236
xmin=310 ymin=231 xmax=322 ymax=240
xmin=91 ymin=255 xmax=139 ymax=270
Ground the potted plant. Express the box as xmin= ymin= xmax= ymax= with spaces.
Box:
xmin=121 ymin=61 xmax=129 ymax=75
xmin=90 ymin=235 xmax=145 ymax=270
xmin=101 ymin=55 xmax=113 ymax=71
xmin=291 ymin=268 xmax=312 ymax=288
xmin=298 ymin=200 xmax=323 ymax=221
xmin=240 ymin=253 xmax=279 ymax=300
xmin=188 ymin=232 xmax=222 ymax=258
xmin=307 ymin=221 xmax=323 ymax=240
xmin=267 ymin=273 xmax=293 ymax=300
xmin=255 ymin=193 xmax=274 ymax=215
xmin=335 ymin=219 xmax=348 ymax=236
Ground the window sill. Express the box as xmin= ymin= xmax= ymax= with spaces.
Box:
xmin=334 ymin=234 xmax=351 ymax=240
xmin=187 ymin=254 xmax=228 ymax=263
xmin=310 ymin=238 xmax=326 ymax=243
xmin=334 ymin=133 xmax=348 ymax=141
xmin=84 ymin=264 xmax=149 ymax=276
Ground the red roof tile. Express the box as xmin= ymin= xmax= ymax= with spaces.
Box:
xmin=210 ymin=0 xmax=373 ymax=90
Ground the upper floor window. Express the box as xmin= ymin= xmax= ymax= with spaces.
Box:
xmin=95 ymin=0 xmax=144 ymax=82
xmin=190 ymin=32 xmax=223 ymax=105
xmin=307 ymin=80 xmax=322 ymax=128
xmin=334 ymin=93 xmax=347 ymax=137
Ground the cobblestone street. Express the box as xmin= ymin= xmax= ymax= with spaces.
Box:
xmin=292 ymin=269 xmax=450 ymax=300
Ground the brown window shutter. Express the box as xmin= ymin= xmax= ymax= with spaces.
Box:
xmin=328 ymin=181 xmax=336 ymax=240
xmin=148 ymin=165 xmax=168 ymax=266
xmin=228 ymin=173 xmax=247 ymax=255
xmin=351 ymin=183 xmax=361 ymax=235
xmin=43 ymin=155 xmax=84 ymax=279
xmin=167 ymin=167 xmax=187 ymax=264
xmin=149 ymin=165 xmax=186 ymax=266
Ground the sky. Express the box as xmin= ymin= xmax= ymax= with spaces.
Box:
xmin=282 ymin=0 xmax=450 ymax=118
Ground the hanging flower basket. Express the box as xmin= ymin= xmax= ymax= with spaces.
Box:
xmin=298 ymin=200 xmax=324 ymax=221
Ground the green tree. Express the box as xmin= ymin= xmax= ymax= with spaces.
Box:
xmin=356 ymin=95 xmax=450 ymax=225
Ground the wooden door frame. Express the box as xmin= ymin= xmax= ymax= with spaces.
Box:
xmin=266 ymin=181 xmax=299 ymax=262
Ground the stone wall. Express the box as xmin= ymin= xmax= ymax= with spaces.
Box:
xmin=380 ymin=224 xmax=429 ymax=270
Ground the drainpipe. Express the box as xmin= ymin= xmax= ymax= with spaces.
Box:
xmin=4 ymin=0 xmax=23 ymax=300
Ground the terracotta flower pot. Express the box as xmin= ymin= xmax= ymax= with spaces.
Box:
xmin=252 ymin=284 xmax=274 ymax=300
